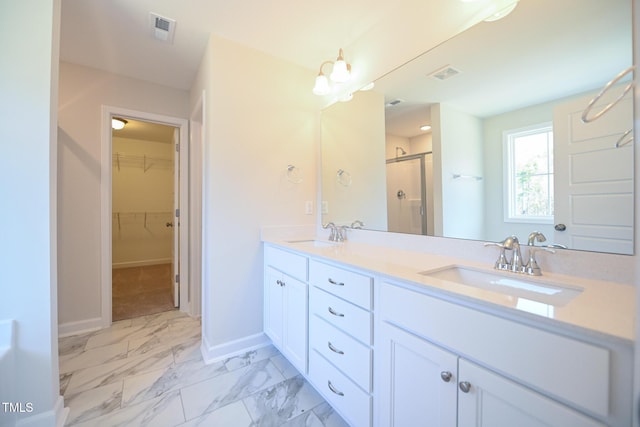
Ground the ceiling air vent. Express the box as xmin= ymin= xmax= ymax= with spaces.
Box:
xmin=150 ymin=13 xmax=176 ymax=43
xmin=386 ymin=99 xmax=404 ymax=107
xmin=428 ymin=65 xmax=461 ymax=81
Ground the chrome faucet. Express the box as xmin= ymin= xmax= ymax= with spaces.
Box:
xmin=323 ymin=222 xmax=337 ymax=241
xmin=527 ymin=231 xmax=546 ymax=246
xmin=502 ymin=235 xmax=524 ymax=273
xmin=335 ymin=225 xmax=347 ymax=242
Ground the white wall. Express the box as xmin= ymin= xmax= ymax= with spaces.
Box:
xmin=57 ymin=63 xmax=190 ymax=330
xmin=322 ymin=90 xmax=388 ymax=230
xmin=0 ymin=1 xmax=66 ymax=426
xmin=190 ymin=34 xmax=318 ymax=360
xmin=432 ymin=104 xmax=484 ymax=239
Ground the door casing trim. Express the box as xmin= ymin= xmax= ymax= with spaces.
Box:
xmin=101 ymin=105 xmax=190 ymax=327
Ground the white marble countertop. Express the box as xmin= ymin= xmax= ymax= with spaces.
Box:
xmin=263 ymin=236 xmax=635 ymax=344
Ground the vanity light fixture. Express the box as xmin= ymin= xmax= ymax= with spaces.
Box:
xmin=112 ymin=117 xmax=128 ymax=130
xmin=483 ymin=0 xmax=519 ymax=22
xmin=312 ymin=48 xmax=352 ymax=96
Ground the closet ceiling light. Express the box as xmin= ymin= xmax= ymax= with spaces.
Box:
xmin=312 ymin=48 xmax=352 ymax=96
xmin=112 ymin=118 xmax=128 ymax=130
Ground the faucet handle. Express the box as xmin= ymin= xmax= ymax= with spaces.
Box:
xmin=323 ymin=222 xmax=337 ymax=241
xmin=525 ymin=246 xmax=555 ymax=276
xmin=484 ymin=242 xmax=510 ymax=270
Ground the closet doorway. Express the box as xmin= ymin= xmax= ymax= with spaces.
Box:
xmin=111 ymin=118 xmax=179 ymax=320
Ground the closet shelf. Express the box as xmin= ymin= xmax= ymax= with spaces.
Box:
xmin=113 ymin=152 xmax=173 ymax=172
xmin=112 ymin=211 xmax=173 ymax=230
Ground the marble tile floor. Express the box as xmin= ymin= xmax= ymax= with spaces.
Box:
xmin=59 ymin=310 xmax=349 ymax=426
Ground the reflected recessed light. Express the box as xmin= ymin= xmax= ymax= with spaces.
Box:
xmin=420 ymin=125 xmax=432 ymax=132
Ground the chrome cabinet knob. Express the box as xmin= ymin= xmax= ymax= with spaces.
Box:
xmin=459 ymin=381 xmax=471 ymax=393
xmin=440 ymin=371 xmax=452 ymax=382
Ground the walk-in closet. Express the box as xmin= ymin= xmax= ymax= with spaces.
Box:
xmin=111 ymin=118 xmax=177 ymax=321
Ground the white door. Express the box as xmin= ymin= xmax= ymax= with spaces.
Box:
xmin=457 ymin=359 xmax=604 ymax=427
xmin=264 ymin=267 xmax=284 ymax=346
xmin=172 ymin=128 xmax=180 ymax=307
xmin=376 ymin=321 xmax=457 ymax=427
xmin=552 ymin=88 xmax=633 ymax=254
xmin=282 ymin=274 xmax=308 ymax=374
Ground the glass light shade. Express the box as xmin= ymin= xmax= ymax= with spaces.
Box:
xmin=112 ymin=118 xmax=127 ymax=130
xmin=484 ymin=0 xmax=519 ymax=21
xmin=330 ymin=60 xmax=350 ymax=83
xmin=312 ymin=74 xmax=330 ymax=95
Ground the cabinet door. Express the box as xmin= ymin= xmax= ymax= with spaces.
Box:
xmin=264 ymin=266 xmax=284 ymax=347
xmin=457 ymin=359 xmax=605 ymax=427
xmin=282 ymin=275 xmax=308 ymax=373
xmin=377 ymin=322 xmax=457 ymax=427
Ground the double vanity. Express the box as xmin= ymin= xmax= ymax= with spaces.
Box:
xmin=262 ymin=234 xmax=634 ymax=426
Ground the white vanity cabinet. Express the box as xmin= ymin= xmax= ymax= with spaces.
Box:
xmin=376 ymin=280 xmax=632 ymax=427
xmin=308 ymin=259 xmax=373 ymax=427
xmin=264 ymin=245 xmax=308 ymax=374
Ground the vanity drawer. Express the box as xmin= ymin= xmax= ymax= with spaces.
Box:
xmin=309 ymin=349 xmax=371 ymax=427
xmin=310 ymin=314 xmax=372 ymax=392
xmin=310 ymin=285 xmax=372 ymax=345
xmin=264 ymin=245 xmax=307 ymax=281
xmin=309 ymin=260 xmax=372 ymax=310
xmin=380 ymin=282 xmax=611 ymax=417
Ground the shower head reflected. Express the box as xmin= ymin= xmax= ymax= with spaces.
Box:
xmin=395 ymin=147 xmax=407 ymax=157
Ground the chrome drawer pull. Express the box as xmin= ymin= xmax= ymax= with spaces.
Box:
xmin=328 ymin=307 xmax=345 ymax=317
xmin=328 ymin=341 xmax=345 ymax=355
xmin=440 ymin=371 xmax=452 ymax=382
xmin=328 ymin=278 xmax=344 ymax=286
xmin=328 ymin=380 xmax=345 ymax=396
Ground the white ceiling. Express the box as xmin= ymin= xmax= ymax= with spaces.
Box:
xmin=60 ymin=0 xmax=403 ymax=91
xmin=61 ymin=0 xmax=632 ymax=140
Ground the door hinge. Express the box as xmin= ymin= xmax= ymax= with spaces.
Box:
xmin=175 ymin=274 xmax=180 ymax=283
xmin=175 ymin=208 xmax=180 ymax=218
xmin=175 ymin=143 xmax=180 ymax=152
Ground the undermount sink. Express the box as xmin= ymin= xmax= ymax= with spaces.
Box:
xmin=286 ymin=239 xmax=338 ymax=248
xmin=419 ymin=265 xmax=583 ymax=306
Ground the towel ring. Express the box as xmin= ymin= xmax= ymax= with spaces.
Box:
xmin=286 ymin=165 xmax=303 ymax=184
xmin=581 ymin=65 xmax=636 ymax=123
xmin=615 ymin=129 xmax=633 ymax=148
xmin=337 ymin=169 xmax=352 ymax=187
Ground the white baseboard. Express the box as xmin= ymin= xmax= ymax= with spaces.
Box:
xmin=14 ymin=396 xmax=68 ymax=427
xmin=112 ymin=258 xmax=172 ymax=269
xmin=58 ymin=317 xmax=103 ymax=338
xmin=200 ymin=332 xmax=271 ymax=365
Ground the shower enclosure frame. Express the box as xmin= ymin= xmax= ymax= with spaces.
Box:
xmin=386 ymin=152 xmax=431 ymax=235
